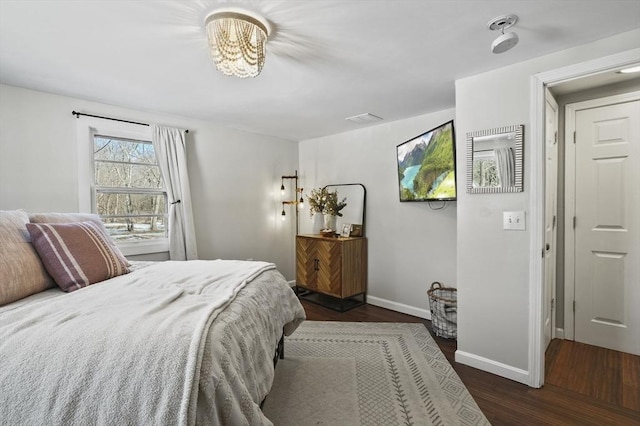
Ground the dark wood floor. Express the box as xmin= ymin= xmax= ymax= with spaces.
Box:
xmin=301 ymin=300 xmax=640 ymax=426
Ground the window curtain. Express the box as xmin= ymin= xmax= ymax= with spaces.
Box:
xmin=151 ymin=125 xmax=198 ymax=260
xmin=494 ymin=147 xmax=515 ymax=187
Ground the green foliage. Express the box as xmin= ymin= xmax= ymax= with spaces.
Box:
xmin=430 ymin=171 xmax=456 ymax=198
xmin=412 ymin=127 xmax=455 ymax=198
xmin=401 ymin=187 xmax=414 ymax=200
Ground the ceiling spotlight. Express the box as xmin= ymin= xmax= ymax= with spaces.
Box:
xmin=487 ymin=14 xmax=519 ymax=54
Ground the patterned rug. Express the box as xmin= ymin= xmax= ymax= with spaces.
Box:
xmin=262 ymin=321 xmax=490 ymax=426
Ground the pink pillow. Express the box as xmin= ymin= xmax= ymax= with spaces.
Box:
xmin=26 ymin=221 xmax=130 ymax=292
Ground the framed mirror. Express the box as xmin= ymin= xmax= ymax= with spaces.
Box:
xmin=466 ymin=124 xmax=524 ymax=194
xmin=323 ymin=183 xmax=366 ymax=236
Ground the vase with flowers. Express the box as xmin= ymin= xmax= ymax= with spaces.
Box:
xmin=307 ymin=187 xmax=347 ymax=234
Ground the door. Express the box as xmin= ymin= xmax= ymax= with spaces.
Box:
xmin=570 ymin=93 xmax=640 ymax=355
xmin=316 ymin=240 xmax=342 ymax=297
xmin=544 ymin=91 xmax=559 ymax=350
xmin=296 ymin=237 xmax=318 ymax=290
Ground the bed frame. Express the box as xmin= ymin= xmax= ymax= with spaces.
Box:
xmin=261 ymin=331 xmax=285 ymax=409
xmin=273 ymin=333 xmax=285 ymax=366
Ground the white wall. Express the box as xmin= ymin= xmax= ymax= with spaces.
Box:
xmin=0 ymin=84 xmax=299 ymax=278
xmin=299 ymin=108 xmax=457 ymax=318
xmin=454 ymin=29 xmax=640 ymax=382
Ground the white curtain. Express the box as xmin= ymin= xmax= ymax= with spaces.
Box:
xmin=151 ymin=125 xmax=198 ymax=260
xmin=494 ymin=147 xmax=515 ymax=187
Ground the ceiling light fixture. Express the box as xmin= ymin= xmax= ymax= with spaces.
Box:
xmin=204 ymin=9 xmax=269 ymax=78
xmin=487 ymin=14 xmax=519 ymax=54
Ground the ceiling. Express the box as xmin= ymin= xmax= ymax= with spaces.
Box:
xmin=1 ymin=1 xmax=639 ymax=141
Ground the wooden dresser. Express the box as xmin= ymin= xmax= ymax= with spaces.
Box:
xmin=295 ymin=234 xmax=367 ymax=311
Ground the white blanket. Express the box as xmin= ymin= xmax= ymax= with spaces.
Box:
xmin=0 ymin=260 xmax=290 ymax=425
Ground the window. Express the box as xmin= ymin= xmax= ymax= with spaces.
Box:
xmin=472 ymin=152 xmax=501 ymax=188
xmin=93 ymin=135 xmax=168 ymax=242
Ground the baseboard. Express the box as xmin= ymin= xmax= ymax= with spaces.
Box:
xmin=366 ymin=296 xmax=431 ymax=320
xmin=555 ymin=328 xmax=565 ymax=339
xmin=455 ymin=350 xmax=529 ymax=385
xmin=287 ymin=280 xmax=296 ymax=288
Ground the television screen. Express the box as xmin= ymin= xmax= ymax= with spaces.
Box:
xmin=396 ymin=120 xmax=457 ymax=202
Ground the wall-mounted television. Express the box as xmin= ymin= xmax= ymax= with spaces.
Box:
xmin=396 ymin=120 xmax=457 ymax=202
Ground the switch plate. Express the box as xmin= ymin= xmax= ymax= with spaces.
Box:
xmin=503 ymin=211 xmax=526 ymax=230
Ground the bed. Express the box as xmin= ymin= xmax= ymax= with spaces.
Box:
xmin=0 ymin=210 xmax=306 ymax=425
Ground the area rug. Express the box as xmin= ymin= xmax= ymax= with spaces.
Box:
xmin=262 ymin=321 xmax=490 ymax=426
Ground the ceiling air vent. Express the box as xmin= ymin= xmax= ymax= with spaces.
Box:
xmin=345 ymin=113 xmax=383 ymax=124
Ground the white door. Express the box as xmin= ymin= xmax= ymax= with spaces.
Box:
xmin=569 ymin=93 xmax=640 ymax=355
xmin=544 ymin=91 xmax=559 ymax=350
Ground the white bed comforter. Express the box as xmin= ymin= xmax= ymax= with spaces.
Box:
xmin=0 ymin=260 xmax=305 ymax=425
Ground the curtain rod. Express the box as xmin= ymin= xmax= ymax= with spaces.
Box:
xmin=71 ymin=111 xmax=189 ymax=133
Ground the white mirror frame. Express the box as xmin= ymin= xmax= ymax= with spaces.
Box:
xmin=466 ymin=124 xmax=524 ymax=194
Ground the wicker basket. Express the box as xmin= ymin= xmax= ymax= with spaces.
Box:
xmin=427 ymin=281 xmax=457 ymax=339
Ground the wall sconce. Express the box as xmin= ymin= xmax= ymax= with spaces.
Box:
xmin=280 ymin=170 xmax=304 ymax=233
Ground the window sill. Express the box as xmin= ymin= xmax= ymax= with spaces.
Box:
xmin=117 ymin=239 xmax=170 ymax=256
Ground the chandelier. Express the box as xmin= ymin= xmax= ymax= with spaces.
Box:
xmin=204 ymin=10 xmax=269 ymax=78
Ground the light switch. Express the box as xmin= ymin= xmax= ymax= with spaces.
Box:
xmin=503 ymin=211 xmax=526 ymax=230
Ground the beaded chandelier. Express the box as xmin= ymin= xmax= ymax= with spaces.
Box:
xmin=205 ymin=10 xmax=269 ymax=78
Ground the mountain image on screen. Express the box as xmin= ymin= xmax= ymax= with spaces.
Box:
xmin=397 ymin=121 xmax=456 ymax=201
xmin=398 ymin=140 xmax=428 ymax=170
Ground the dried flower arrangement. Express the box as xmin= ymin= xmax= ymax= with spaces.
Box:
xmin=307 ymin=187 xmax=347 ymax=217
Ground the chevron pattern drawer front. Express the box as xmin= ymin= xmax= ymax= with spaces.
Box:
xmin=295 ymin=235 xmax=367 ymax=302
xmin=296 ymin=237 xmax=317 ymax=289
xmin=316 ymin=240 xmax=342 ymax=296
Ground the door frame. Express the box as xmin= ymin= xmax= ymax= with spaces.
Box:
xmin=564 ymin=91 xmax=640 ymax=340
xmin=544 ymin=89 xmax=559 ymax=347
xmin=528 ymin=48 xmax=640 ymax=388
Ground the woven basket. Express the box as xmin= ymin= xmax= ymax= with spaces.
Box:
xmin=427 ymin=281 xmax=457 ymax=339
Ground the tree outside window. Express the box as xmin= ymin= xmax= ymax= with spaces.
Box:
xmin=472 ymin=157 xmax=501 ymax=188
xmin=94 ymin=135 xmax=167 ymax=241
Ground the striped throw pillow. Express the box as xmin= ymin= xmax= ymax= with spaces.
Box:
xmin=26 ymin=221 xmax=130 ymax=292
